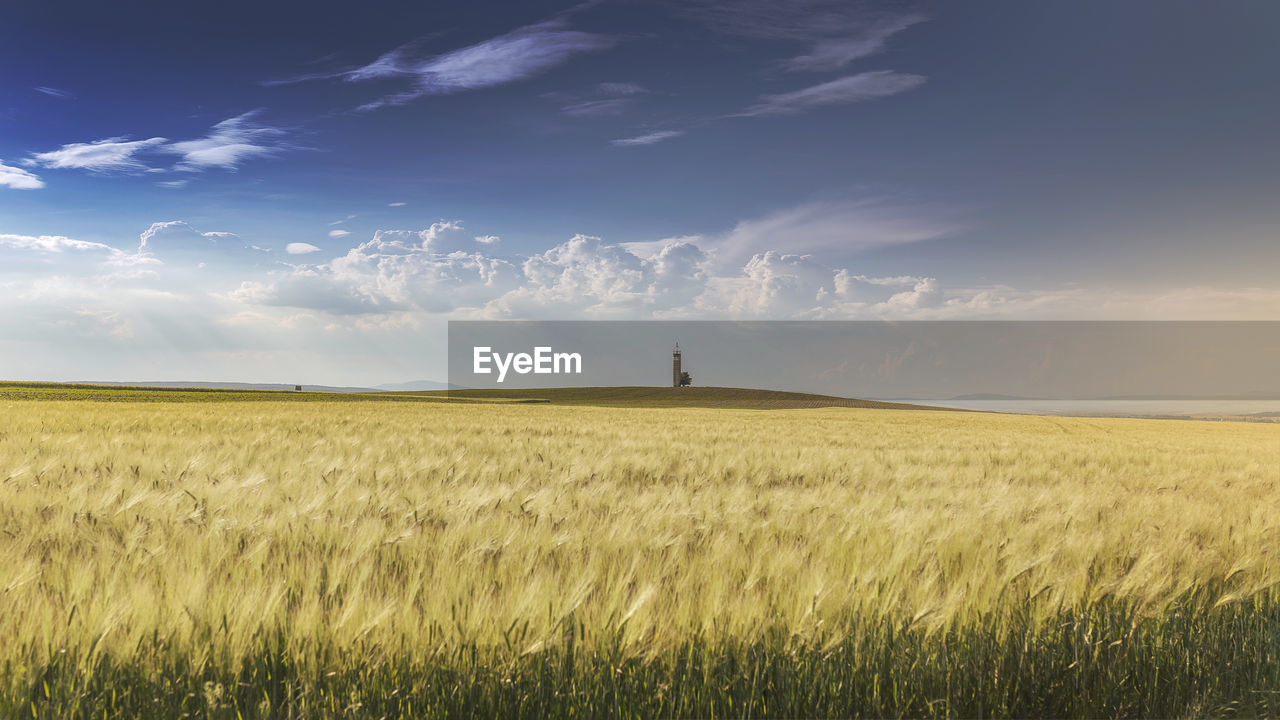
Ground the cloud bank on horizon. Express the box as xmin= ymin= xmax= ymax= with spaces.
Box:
xmin=2 ymin=0 xmax=1279 ymax=383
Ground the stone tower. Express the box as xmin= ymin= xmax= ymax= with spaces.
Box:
xmin=672 ymin=342 xmax=682 ymax=387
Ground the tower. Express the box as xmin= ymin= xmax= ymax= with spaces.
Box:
xmin=672 ymin=342 xmax=682 ymax=388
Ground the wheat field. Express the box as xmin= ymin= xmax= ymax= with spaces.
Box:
xmin=2 ymin=398 xmax=1279 ymax=717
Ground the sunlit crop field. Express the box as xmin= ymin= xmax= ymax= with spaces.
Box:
xmin=2 ymin=398 xmax=1279 ymax=718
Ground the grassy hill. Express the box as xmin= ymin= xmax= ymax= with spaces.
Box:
xmin=410 ymin=386 xmax=949 ymax=410
xmin=0 ymin=381 xmax=947 ymax=410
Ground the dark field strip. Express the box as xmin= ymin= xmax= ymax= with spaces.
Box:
xmin=428 ymin=385 xmax=949 ymax=410
xmin=12 ymin=598 xmax=1280 ymax=719
xmin=0 ymin=382 xmax=453 ymax=404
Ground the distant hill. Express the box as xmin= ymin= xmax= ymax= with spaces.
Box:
xmin=4 ymin=381 xmax=955 ymax=411
xmin=949 ymin=393 xmax=1048 ymax=401
xmin=68 ymin=380 xmax=378 ymax=393
xmin=374 ymin=380 xmax=453 ymax=392
xmin=401 ymin=386 xmax=955 ymax=411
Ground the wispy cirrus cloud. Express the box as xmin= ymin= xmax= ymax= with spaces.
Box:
xmin=26 ymin=137 xmax=168 ymax=172
xmin=738 ymin=70 xmax=924 ymax=116
xmin=0 ymin=233 xmax=118 ymax=254
xmin=783 ymin=13 xmax=925 ymax=72
xmin=165 ymin=111 xmax=288 ymax=171
xmin=680 ymin=0 xmax=925 ymax=72
xmin=560 ymin=82 xmax=650 ymax=117
xmin=612 ymin=130 xmax=684 ymax=146
xmin=267 ymin=20 xmax=613 ymax=111
xmin=0 ymin=232 xmax=159 ymax=268
xmin=23 ymin=112 xmax=289 ymax=180
xmin=563 ymin=98 xmax=634 ymax=117
xmin=33 ymin=86 xmax=74 ymax=99
xmin=0 ymin=160 xmax=44 ymax=189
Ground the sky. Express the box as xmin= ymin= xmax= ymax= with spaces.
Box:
xmin=2 ymin=1 xmax=1279 ymax=385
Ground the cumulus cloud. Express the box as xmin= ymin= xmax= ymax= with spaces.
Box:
xmin=26 ymin=137 xmax=167 ymax=172
xmin=233 ymin=223 xmax=959 ymax=320
xmin=271 ymin=20 xmax=613 ymax=112
xmin=235 ymin=222 xmax=524 ymax=315
xmin=0 ymin=160 xmax=44 ymax=189
xmin=738 ymin=71 xmax=925 ymax=117
xmin=612 ymin=130 xmax=684 ymax=146
xmin=489 ymin=235 xmax=708 ymax=316
xmin=227 ymin=202 xmax=963 ymax=320
xmin=286 ymin=243 xmax=321 ymax=255
xmin=135 ymin=221 xmax=269 ymax=267
xmin=164 ymin=112 xmax=288 ymax=171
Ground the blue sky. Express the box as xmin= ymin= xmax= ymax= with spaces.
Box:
xmin=2 ymin=1 xmax=1279 ymax=384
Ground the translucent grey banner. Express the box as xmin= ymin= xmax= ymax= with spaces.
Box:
xmin=447 ymin=321 xmax=1280 ymax=400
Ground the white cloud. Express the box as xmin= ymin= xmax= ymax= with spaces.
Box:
xmin=388 ymin=202 xmax=407 ymax=207
xmin=23 ymin=113 xmax=287 ymax=178
xmin=273 ymin=20 xmax=613 ymax=112
xmin=26 ymin=137 xmax=167 ymax=172
xmin=136 ymin=221 xmax=266 ymax=266
xmin=34 ymin=86 xmax=74 ymax=99
xmin=0 ymin=160 xmax=44 ymax=189
xmin=227 ymin=204 xmax=957 ymax=319
xmin=329 ymin=229 xmax=351 ymax=238
xmin=363 ymin=221 xmax=494 ymax=255
xmin=489 ymin=235 xmax=708 ymax=316
xmin=612 ymin=130 xmax=684 ymax=147
xmin=0 ymin=232 xmax=159 ymax=270
xmin=0 ymin=233 xmax=119 ymax=254
xmin=164 ymin=112 xmax=287 ymax=171
xmin=235 ymin=223 xmax=525 ymax=315
xmin=739 ymin=71 xmax=925 ymax=116
xmin=156 ymin=179 xmax=189 ymax=189
xmin=286 ymin=242 xmax=322 ymax=255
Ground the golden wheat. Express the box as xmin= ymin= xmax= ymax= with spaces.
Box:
xmin=1 ymin=399 xmax=1278 ymax=716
